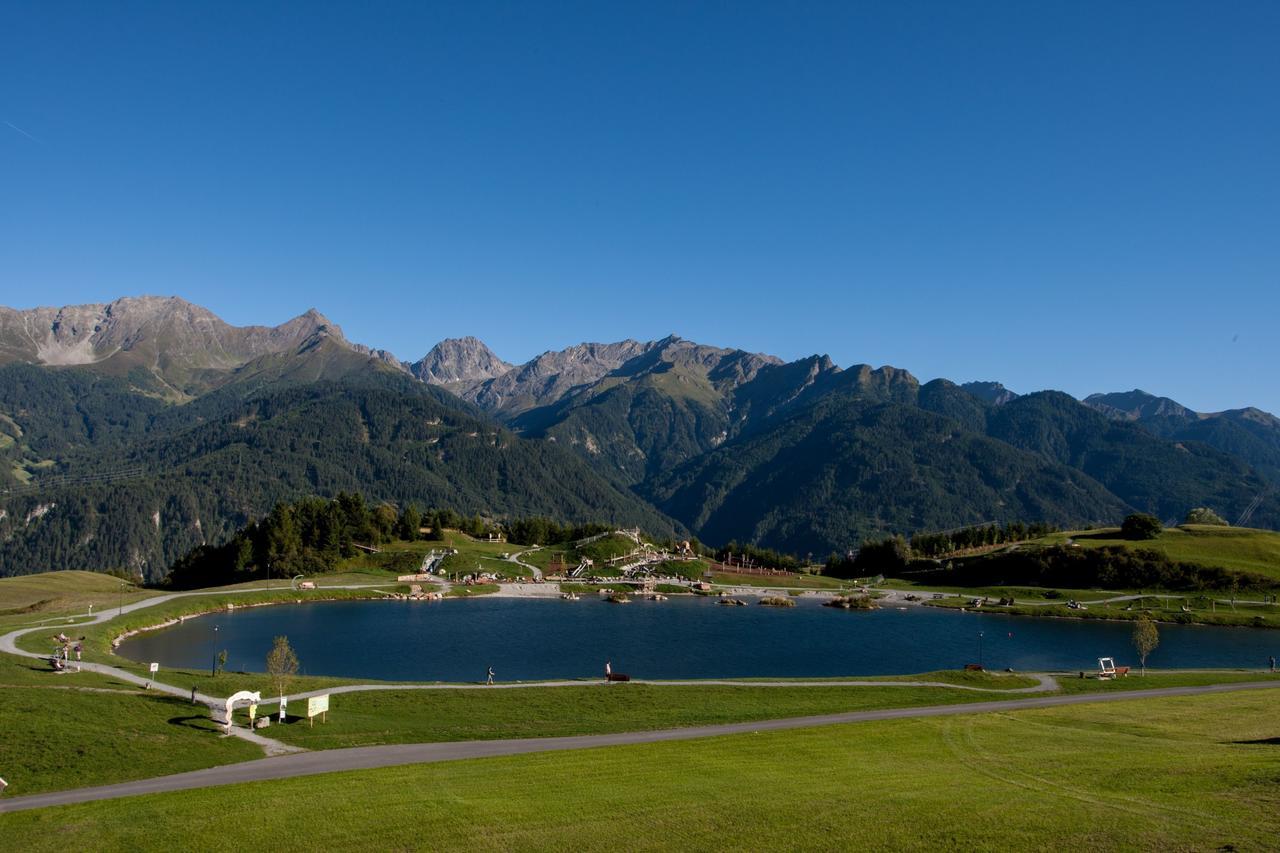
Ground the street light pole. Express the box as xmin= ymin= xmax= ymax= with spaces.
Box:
xmin=211 ymin=624 xmax=219 ymax=677
xmin=978 ymin=631 xmax=985 ymax=670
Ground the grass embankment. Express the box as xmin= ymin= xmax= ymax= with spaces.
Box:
xmin=0 ymin=571 xmax=157 ymax=634
xmin=0 ymin=654 xmax=260 ymax=796
xmin=706 ymin=569 xmax=847 ymax=589
xmin=446 ymin=583 xmax=500 ymax=597
xmin=6 ymin=690 xmax=1279 ymax=850
xmin=926 ymin=594 xmax=1280 ymax=629
xmin=1037 ymin=524 xmax=1280 ymax=578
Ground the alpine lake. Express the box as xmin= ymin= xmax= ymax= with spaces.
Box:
xmin=119 ymin=595 xmax=1278 ymax=681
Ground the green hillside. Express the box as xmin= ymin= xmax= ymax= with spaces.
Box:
xmin=1041 ymin=524 xmax=1280 ymax=578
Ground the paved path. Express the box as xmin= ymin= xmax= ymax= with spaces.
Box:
xmin=2 ymin=679 xmax=1275 ymax=814
xmin=508 ymin=547 xmax=543 ymax=581
xmin=248 ymin=673 xmax=1062 ymax=706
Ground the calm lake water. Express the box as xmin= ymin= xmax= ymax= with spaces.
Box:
xmin=119 ymin=596 xmax=1279 ymax=681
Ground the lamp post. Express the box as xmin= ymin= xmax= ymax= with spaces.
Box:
xmin=119 ymin=580 xmax=126 ymax=617
xmin=978 ymin=631 xmax=985 ymax=670
xmin=210 ymin=624 xmax=220 ymax=677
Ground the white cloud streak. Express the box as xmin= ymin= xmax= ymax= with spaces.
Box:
xmin=4 ymin=121 xmax=43 ymax=143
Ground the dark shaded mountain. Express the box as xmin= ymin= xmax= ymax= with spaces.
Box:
xmin=0 ymin=341 xmax=679 ymax=580
xmin=420 ymin=333 xmax=1280 ymax=553
xmin=917 ymin=379 xmax=992 ymax=434
xmin=1084 ymin=389 xmax=1195 ymax=422
xmin=644 ymin=393 xmax=1129 ymax=556
xmin=1085 ymin=390 xmax=1280 ymax=488
xmin=989 ymin=392 xmax=1280 ymax=527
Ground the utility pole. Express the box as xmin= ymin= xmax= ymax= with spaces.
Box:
xmin=210 ymin=624 xmax=219 ymax=677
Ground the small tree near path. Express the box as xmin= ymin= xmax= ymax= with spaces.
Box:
xmin=1132 ymin=616 xmax=1159 ymax=675
xmin=266 ymin=635 xmax=300 ymax=711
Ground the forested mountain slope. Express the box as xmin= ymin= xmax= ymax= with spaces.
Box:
xmin=0 ymin=342 xmax=678 ymax=580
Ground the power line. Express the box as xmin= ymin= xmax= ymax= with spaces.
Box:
xmin=0 ymin=466 xmax=146 ymax=497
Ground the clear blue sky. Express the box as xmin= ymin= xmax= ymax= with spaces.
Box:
xmin=3 ymin=3 xmax=1278 ymax=412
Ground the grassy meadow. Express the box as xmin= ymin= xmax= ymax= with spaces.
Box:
xmin=1037 ymin=524 xmax=1280 ymax=578
xmin=0 ymin=654 xmax=261 ymax=796
xmin=4 ymin=690 xmax=1278 ymax=850
xmin=0 ymin=571 xmax=157 ymax=634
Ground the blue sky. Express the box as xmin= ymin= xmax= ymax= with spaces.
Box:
xmin=3 ymin=2 xmax=1278 ymax=412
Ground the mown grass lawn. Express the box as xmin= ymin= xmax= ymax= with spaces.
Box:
xmin=263 ymin=678 xmax=1036 ymax=750
xmin=5 ymin=690 xmax=1278 ymax=850
xmin=0 ymin=654 xmax=260 ymax=796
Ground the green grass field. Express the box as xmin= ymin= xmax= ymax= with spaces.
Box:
xmin=258 ymin=670 xmax=1274 ymax=752
xmin=926 ymin=591 xmax=1280 ymax=629
xmin=0 ymin=654 xmax=261 ymax=796
xmin=264 ymin=677 xmax=1036 ymax=750
xmin=4 ymin=690 xmax=1277 ymax=850
xmin=1038 ymin=524 xmax=1280 ymax=577
xmin=0 ymin=571 xmax=156 ymax=634
xmin=706 ymin=569 xmax=848 ymax=590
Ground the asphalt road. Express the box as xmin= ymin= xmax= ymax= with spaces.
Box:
xmin=2 ymin=678 xmax=1276 ymax=814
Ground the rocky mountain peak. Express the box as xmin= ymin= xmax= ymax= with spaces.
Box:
xmin=411 ymin=337 xmax=513 ymax=385
xmin=961 ymin=381 xmax=1020 ymax=406
xmin=0 ymin=296 xmax=384 ymax=396
xmin=1084 ymin=390 xmax=1196 ymax=422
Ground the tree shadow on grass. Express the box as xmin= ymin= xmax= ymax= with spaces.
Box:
xmin=1231 ymin=737 xmax=1280 ymax=745
xmin=167 ymin=713 xmax=223 ymax=733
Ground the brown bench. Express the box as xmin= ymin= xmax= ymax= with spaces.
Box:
xmin=606 ymin=673 xmax=631 ymax=682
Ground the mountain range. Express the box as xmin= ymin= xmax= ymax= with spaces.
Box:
xmin=1 ymin=296 xmax=1277 ymax=579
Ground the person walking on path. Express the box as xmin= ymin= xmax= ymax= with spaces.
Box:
xmin=1270 ymin=655 xmax=1276 ymax=673
xmin=605 ymin=660 xmax=612 ymax=681
xmin=486 ymin=665 xmax=495 ymax=685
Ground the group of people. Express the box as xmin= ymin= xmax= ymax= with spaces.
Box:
xmin=49 ymin=633 xmax=84 ymax=672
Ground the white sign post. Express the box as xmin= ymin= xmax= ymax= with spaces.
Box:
xmin=306 ymin=694 xmax=330 ymax=727
xmin=279 ymin=695 xmax=288 ymax=722
xmin=146 ymin=661 xmax=159 ymax=689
